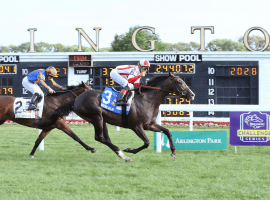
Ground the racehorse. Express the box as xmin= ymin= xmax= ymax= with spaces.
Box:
xmin=0 ymin=81 xmax=96 ymax=157
xmin=34 ymin=74 xmax=195 ymax=161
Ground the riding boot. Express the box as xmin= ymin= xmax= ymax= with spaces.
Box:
xmin=117 ymin=88 xmax=128 ymax=106
xmin=28 ymin=93 xmax=40 ymax=110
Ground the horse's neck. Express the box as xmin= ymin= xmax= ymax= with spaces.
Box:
xmin=137 ymin=88 xmax=168 ymax=108
xmin=139 ymin=80 xmax=172 ymax=107
xmin=44 ymin=91 xmax=77 ymax=105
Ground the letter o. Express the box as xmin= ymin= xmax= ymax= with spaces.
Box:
xmin=244 ymin=27 xmax=270 ymax=52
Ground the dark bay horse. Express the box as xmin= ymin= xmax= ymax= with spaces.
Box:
xmin=35 ymin=74 xmax=195 ymax=161
xmin=0 ymin=81 xmax=96 ymax=157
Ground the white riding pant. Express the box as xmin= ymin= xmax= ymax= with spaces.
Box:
xmin=110 ymin=69 xmax=134 ymax=90
xmin=22 ymin=76 xmax=44 ymax=98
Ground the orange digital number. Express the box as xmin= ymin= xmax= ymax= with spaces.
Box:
xmin=244 ymin=67 xmax=249 ymax=75
xmin=183 ymin=65 xmax=188 ymax=72
xmin=189 ymin=64 xmax=194 ymax=73
xmin=0 ymin=66 xmax=3 ymax=73
xmin=176 ymin=65 xmax=181 ymax=72
xmin=169 ymin=65 xmax=174 ymax=72
xmin=230 ymin=67 xmax=236 ymax=75
xmin=163 ymin=65 xmax=168 ymax=72
xmin=110 ymin=78 xmax=114 ymax=85
xmin=237 ymin=67 xmax=242 ymax=75
xmin=156 ymin=65 xmax=161 ymax=72
xmin=8 ymin=88 xmax=13 ymax=94
xmin=252 ymin=68 xmax=257 ymax=75
xmin=62 ymin=68 xmax=67 ymax=75
xmin=102 ymin=68 xmax=108 ymax=76
xmin=5 ymin=66 xmax=10 ymax=72
xmin=173 ymin=111 xmax=178 ymax=116
xmin=166 ymin=97 xmax=172 ymax=104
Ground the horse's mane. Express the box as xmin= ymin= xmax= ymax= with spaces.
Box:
xmin=146 ymin=75 xmax=169 ymax=86
xmin=139 ymin=75 xmax=169 ymax=92
xmin=45 ymin=82 xmax=85 ymax=96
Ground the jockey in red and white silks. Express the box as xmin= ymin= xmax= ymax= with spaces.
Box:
xmin=110 ymin=59 xmax=151 ymax=106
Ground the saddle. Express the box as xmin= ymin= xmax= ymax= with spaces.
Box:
xmin=112 ymin=87 xmax=133 ymax=106
xmin=14 ymin=97 xmax=44 ymax=119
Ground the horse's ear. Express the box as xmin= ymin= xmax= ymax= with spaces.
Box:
xmin=85 ymin=80 xmax=90 ymax=86
xmin=169 ymin=72 xmax=175 ymax=77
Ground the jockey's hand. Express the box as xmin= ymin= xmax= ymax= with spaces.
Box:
xmin=49 ymin=89 xmax=55 ymax=93
xmin=140 ymin=71 xmax=147 ymax=77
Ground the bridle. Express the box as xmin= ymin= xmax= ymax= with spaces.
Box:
xmin=138 ymin=76 xmax=187 ymax=96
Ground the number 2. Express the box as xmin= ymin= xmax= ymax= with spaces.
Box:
xmin=15 ymin=101 xmax=22 ymax=114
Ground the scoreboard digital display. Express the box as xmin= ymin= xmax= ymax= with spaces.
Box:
xmin=149 ymin=64 xmax=195 ymax=74
xmin=1 ymin=54 xmax=259 ymax=119
xmin=0 ymin=56 xmax=68 ymax=98
xmin=89 ymin=54 xmax=259 ymax=118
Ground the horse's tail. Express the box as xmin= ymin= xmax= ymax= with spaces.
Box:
xmin=33 ymin=99 xmax=75 ymax=127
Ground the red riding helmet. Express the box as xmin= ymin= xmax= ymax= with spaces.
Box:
xmin=139 ymin=59 xmax=151 ymax=68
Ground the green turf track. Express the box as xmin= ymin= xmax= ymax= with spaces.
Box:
xmin=0 ymin=124 xmax=269 ymax=200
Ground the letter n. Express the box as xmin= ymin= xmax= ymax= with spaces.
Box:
xmin=76 ymin=27 xmax=102 ymax=52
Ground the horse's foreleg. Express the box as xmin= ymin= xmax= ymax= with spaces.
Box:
xmin=56 ymin=120 xmax=97 ymax=153
xmin=30 ymin=129 xmax=51 ymax=157
xmin=123 ymin=125 xmax=150 ymax=154
xmin=148 ymin=123 xmax=176 ymax=160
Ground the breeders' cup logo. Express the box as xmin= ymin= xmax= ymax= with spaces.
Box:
xmin=238 ymin=112 xmax=270 ymax=143
xmin=244 ymin=114 xmax=265 ymax=129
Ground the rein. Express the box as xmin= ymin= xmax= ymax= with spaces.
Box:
xmin=139 ymin=85 xmax=178 ymax=94
xmin=138 ymin=76 xmax=185 ymax=96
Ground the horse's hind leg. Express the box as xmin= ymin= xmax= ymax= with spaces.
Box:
xmin=103 ymin=122 xmax=111 ymax=143
xmin=0 ymin=120 xmax=6 ymax=125
xmin=56 ymin=120 xmax=97 ymax=153
xmin=30 ymin=129 xmax=52 ymax=157
xmin=92 ymin=116 xmax=132 ymax=161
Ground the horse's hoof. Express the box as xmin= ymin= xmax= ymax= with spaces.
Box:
xmin=117 ymin=151 xmax=133 ymax=162
xmin=123 ymin=148 xmax=130 ymax=152
xmin=30 ymin=155 xmax=34 ymax=158
xmin=91 ymin=149 xmax=98 ymax=153
xmin=125 ymin=158 xmax=133 ymax=162
xmin=171 ymin=154 xmax=176 ymax=160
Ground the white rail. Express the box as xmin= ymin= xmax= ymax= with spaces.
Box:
xmin=155 ymin=104 xmax=270 ymax=152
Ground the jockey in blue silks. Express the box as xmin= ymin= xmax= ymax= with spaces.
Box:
xmin=22 ymin=66 xmax=63 ymax=110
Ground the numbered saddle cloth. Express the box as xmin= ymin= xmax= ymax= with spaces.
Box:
xmin=101 ymin=87 xmax=133 ymax=115
xmin=14 ymin=97 xmax=44 ymax=118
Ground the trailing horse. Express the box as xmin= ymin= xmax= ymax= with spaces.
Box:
xmin=0 ymin=81 xmax=96 ymax=157
xmin=35 ymin=74 xmax=195 ymax=161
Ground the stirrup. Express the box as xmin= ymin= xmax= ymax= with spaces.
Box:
xmin=117 ymin=100 xmax=128 ymax=106
xmin=28 ymin=104 xmax=37 ymax=110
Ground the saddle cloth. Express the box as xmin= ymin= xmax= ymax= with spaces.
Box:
xmin=101 ymin=87 xmax=133 ymax=115
xmin=14 ymin=97 xmax=44 ymax=119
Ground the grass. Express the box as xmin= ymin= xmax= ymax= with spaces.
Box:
xmin=0 ymin=124 xmax=270 ymax=199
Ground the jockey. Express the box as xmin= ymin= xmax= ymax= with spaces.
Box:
xmin=110 ymin=59 xmax=150 ymax=106
xmin=22 ymin=66 xmax=64 ymax=110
